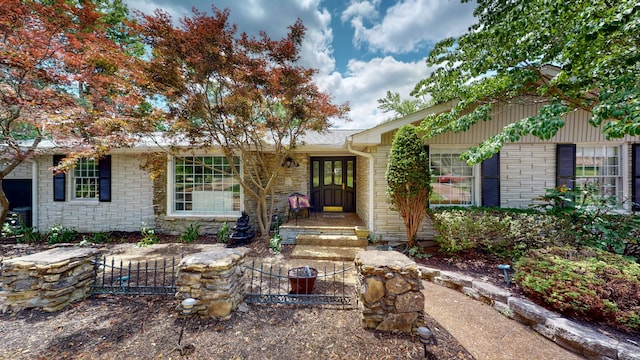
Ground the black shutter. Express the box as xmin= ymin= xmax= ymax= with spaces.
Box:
xmin=481 ymin=152 xmax=500 ymax=207
xmin=424 ymin=145 xmax=430 ymax=208
xmin=632 ymin=144 xmax=640 ymax=211
xmin=53 ymin=155 xmax=66 ymax=201
xmin=556 ymin=144 xmax=576 ymax=189
xmin=99 ymin=155 xmax=111 ymax=202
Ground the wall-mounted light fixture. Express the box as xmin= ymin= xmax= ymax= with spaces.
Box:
xmin=281 ymin=157 xmax=299 ymax=168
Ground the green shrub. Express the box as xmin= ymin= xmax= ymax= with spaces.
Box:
xmin=87 ymin=231 xmax=111 ymax=243
xmin=515 ymin=246 xmax=640 ymax=333
xmin=16 ymin=226 xmax=42 ymax=243
xmin=217 ymin=222 xmax=229 ymax=244
xmin=269 ymin=233 xmax=282 ymax=254
xmin=46 ymin=224 xmax=78 ymax=244
xmin=179 ymin=222 xmax=200 ymax=243
xmin=431 ymin=207 xmax=571 ymax=259
xmin=534 ymin=185 xmax=640 ymax=254
xmin=137 ymin=223 xmax=159 ymax=247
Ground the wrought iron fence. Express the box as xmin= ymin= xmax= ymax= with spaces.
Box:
xmin=90 ymin=255 xmax=181 ymax=296
xmin=244 ymin=259 xmax=356 ymax=308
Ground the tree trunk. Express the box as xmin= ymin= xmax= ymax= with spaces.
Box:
xmin=0 ymin=180 xmax=10 ymax=226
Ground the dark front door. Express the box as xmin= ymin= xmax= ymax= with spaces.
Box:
xmin=2 ymin=179 xmax=33 ymax=226
xmin=310 ymin=157 xmax=355 ymax=212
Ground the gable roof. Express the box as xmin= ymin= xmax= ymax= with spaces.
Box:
xmin=350 ymin=100 xmax=457 ymax=147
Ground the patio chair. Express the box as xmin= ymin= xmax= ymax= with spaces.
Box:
xmin=287 ymin=193 xmax=311 ymax=225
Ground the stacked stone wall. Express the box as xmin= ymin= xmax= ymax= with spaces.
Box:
xmin=175 ymin=245 xmax=249 ymax=320
xmin=355 ymin=250 xmax=425 ymax=334
xmin=0 ymin=247 xmax=99 ymax=313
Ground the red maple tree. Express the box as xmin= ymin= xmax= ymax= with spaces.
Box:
xmin=0 ymin=0 xmax=149 ymax=224
xmin=137 ymin=7 xmax=349 ymax=234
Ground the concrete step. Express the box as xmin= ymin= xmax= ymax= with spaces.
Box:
xmin=290 ymin=245 xmax=365 ymax=262
xmin=295 ymin=234 xmax=368 ymax=247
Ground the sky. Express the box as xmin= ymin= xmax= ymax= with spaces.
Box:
xmin=123 ymin=0 xmax=477 ymax=129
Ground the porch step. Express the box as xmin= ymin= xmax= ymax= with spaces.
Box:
xmin=290 ymin=245 xmax=365 ymax=262
xmin=295 ymin=234 xmax=368 ymax=248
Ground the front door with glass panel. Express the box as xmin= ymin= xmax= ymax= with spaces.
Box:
xmin=310 ymin=157 xmax=355 ymax=212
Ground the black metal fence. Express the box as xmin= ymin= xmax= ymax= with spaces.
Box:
xmin=244 ymin=260 xmax=356 ymax=308
xmin=89 ymin=255 xmax=181 ymax=296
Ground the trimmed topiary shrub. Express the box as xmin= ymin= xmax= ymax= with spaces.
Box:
xmin=515 ymin=246 xmax=640 ymax=333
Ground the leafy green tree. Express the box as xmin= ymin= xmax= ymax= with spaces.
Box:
xmin=386 ymin=125 xmax=431 ymax=249
xmin=377 ymin=91 xmax=427 ymax=120
xmin=412 ymin=0 xmax=640 ymax=164
xmin=137 ymin=7 xmax=348 ymax=235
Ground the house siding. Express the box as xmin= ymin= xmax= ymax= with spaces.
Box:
xmin=36 ymin=154 xmax=154 ymax=232
xmin=371 ymin=99 xmax=640 ymax=243
xmin=354 ymin=152 xmax=370 ymax=232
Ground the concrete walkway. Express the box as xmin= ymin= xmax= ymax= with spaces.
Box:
xmin=422 ymin=281 xmax=583 ymax=360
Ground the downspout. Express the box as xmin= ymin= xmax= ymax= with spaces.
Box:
xmin=31 ymin=160 xmax=38 ymax=230
xmin=347 ymin=137 xmax=375 ymax=236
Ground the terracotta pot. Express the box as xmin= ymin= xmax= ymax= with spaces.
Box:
xmin=288 ymin=267 xmax=318 ymax=294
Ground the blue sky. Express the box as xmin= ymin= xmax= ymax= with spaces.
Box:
xmin=124 ymin=0 xmax=477 ymax=129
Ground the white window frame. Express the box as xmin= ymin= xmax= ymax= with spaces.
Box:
xmin=575 ymin=143 xmax=625 ymax=208
xmin=72 ymin=158 xmax=99 ymax=200
xmin=167 ymin=155 xmax=243 ymax=217
xmin=429 ymin=148 xmax=479 ymax=207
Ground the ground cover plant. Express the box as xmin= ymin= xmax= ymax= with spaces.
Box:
xmin=515 ymin=246 xmax=640 ymax=332
xmin=428 ymin=205 xmax=640 ymax=335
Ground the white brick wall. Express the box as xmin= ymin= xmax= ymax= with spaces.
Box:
xmin=500 ymin=144 xmax=556 ymax=208
xmin=4 ymin=161 xmax=32 ymax=179
xmin=36 ymin=154 xmax=154 ymax=232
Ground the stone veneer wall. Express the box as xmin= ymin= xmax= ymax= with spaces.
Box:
xmin=175 ymin=245 xmax=249 ymax=320
xmin=355 ymin=250 xmax=426 ymax=334
xmin=0 ymin=247 xmax=99 ymax=313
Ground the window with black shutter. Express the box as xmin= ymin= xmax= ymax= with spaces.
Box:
xmin=632 ymin=144 xmax=640 ymax=211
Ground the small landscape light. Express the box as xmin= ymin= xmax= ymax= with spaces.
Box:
xmin=417 ymin=326 xmax=437 ymax=358
xmin=497 ymin=264 xmax=511 ymax=286
xmin=180 ymin=297 xmax=196 ymax=316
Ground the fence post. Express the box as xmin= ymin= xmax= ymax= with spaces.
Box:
xmin=175 ymin=245 xmax=250 ymax=320
xmin=355 ymin=250 xmax=426 ymax=334
xmin=0 ymin=247 xmax=100 ymax=313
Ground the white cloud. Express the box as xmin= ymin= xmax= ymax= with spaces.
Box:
xmin=346 ymin=0 xmax=477 ymax=54
xmin=341 ymin=0 xmax=380 ymax=23
xmin=315 ymin=56 xmax=436 ymax=129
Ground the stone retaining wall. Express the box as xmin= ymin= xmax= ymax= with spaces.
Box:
xmin=0 ymin=247 xmax=99 ymax=313
xmin=419 ymin=265 xmax=640 ymax=360
xmin=355 ymin=250 xmax=425 ymax=334
xmin=175 ymin=245 xmax=249 ymax=320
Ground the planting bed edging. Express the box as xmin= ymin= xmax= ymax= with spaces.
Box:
xmin=418 ymin=265 xmax=640 ymax=360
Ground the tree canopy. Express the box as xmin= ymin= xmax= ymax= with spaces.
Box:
xmin=136 ymin=6 xmax=349 ymax=234
xmin=0 ymin=0 xmax=148 ymax=222
xmin=412 ymin=0 xmax=640 ymax=164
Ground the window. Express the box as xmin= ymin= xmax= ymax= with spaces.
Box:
xmin=54 ymin=155 xmax=111 ymax=202
xmin=429 ymin=149 xmax=474 ymax=205
xmin=575 ymin=145 xmax=622 ymax=202
xmin=73 ymin=158 xmax=99 ymax=199
xmin=173 ymin=156 xmax=241 ymax=215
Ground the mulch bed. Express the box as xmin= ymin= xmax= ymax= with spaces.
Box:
xmin=0 ymin=236 xmax=474 ymax=359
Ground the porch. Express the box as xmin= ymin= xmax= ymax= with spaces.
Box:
xmin=278 ymin=212 xmax=366 ymax=244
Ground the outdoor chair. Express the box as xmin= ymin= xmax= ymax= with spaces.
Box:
xmin=287 ymin=193 xmax=311 ymax=225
